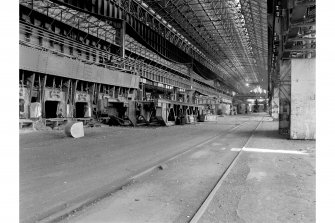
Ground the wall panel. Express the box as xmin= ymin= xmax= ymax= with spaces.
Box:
xmin=290 ymin=58 xmax=316 ymax=139
xmin=20 ymin=45 xmax=140 ymax=89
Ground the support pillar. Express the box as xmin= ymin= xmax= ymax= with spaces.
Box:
xmin=290 ymin=58 xmax=316 ymax=139
xmin=115 ymin=20 xmax=126 ymax=58
xmin=279 ymin=60 xmax=291 ymax=135
xmin=65 ymin=80 xmax=72 ymax=118
xmin=28 ymin=73 xmax=35 ymax=118
xmin=172 ymin=87 xmax=177 ymax=101
xmin=271 ymin=87 xmax=279 ymax=120
xmin=188 ymin=64 xmax=194 ymax=103
xmin=183 ymin=93 xmax=187 ymax=103
xmin=41 ymin=75 xmax=47 ymax=118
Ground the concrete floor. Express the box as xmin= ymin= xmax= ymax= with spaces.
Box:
xmin=199 ymin=119 xmax=315 ymax=223
xmin=20 ymin=114 xmax=315 ymax=223
xmin=20 ymin=115 xmax=243 ymax=223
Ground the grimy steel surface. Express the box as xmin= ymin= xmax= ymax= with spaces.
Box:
xmin=19 ymin=0 xmax=233 ymax=96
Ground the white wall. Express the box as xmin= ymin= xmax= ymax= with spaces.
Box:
xmin=290 ymin=59 xmax=316 ymax=139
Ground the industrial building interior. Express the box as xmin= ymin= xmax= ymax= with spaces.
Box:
xmin=18 ymin=0 xmax=316 ymax=137
xmin=7 ymin=0 xmax=326 ymax=222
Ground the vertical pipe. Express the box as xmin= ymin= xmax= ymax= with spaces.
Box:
xmin=28 ymin=73 xmax=36 ymax=118
xmin=119 ymin=20 xmax=126 ymax=58
xmin=269 ymin=0 xmax=277 ymax=99
xmin=38 ymin=75 xmax=41 ymax=103
xmin=73 ymin=79 xmax=78 ymax=118
xmin=42 ymin=75 xmax=47 ymax=118
xmin=97 ymin=83 xmax=101 ymax=114
xmin=65 ymin=79 xmax=71 ymax=118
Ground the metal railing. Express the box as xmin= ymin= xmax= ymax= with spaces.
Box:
xmin=20 ymin=21 xmax=225 ymax=97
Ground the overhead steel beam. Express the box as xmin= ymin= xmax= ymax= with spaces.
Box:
xmin=44 ymin=0 xmax=240 ymax=93
xmin=286 ymin=37 xmax=315 ymax=41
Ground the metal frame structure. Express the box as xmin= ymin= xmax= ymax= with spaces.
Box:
xmin=43 ymin=0 xmax=232 ymax=88
xmin=20 ymin=0 xmax=232 ymax=98
xmin=139 ymin=0 xmax=268 ymax=93
xmin=266 ymin=0 xmax=316 ymax=136
xmin=268 ymin=0 xmax=316 ymax=93
xmin=20 ymin=0 xmax=270 ymax=95
xmin=24 ymin=0 xmax=265 ymax=93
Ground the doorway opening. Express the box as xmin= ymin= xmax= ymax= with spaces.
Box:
xmin=75 ymin=102 xmax=87 ymax=118
xmin=45 ymin=101 xmax=59 ymax=118
xmin=168 ymin=108 xmax=175 ymax=121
